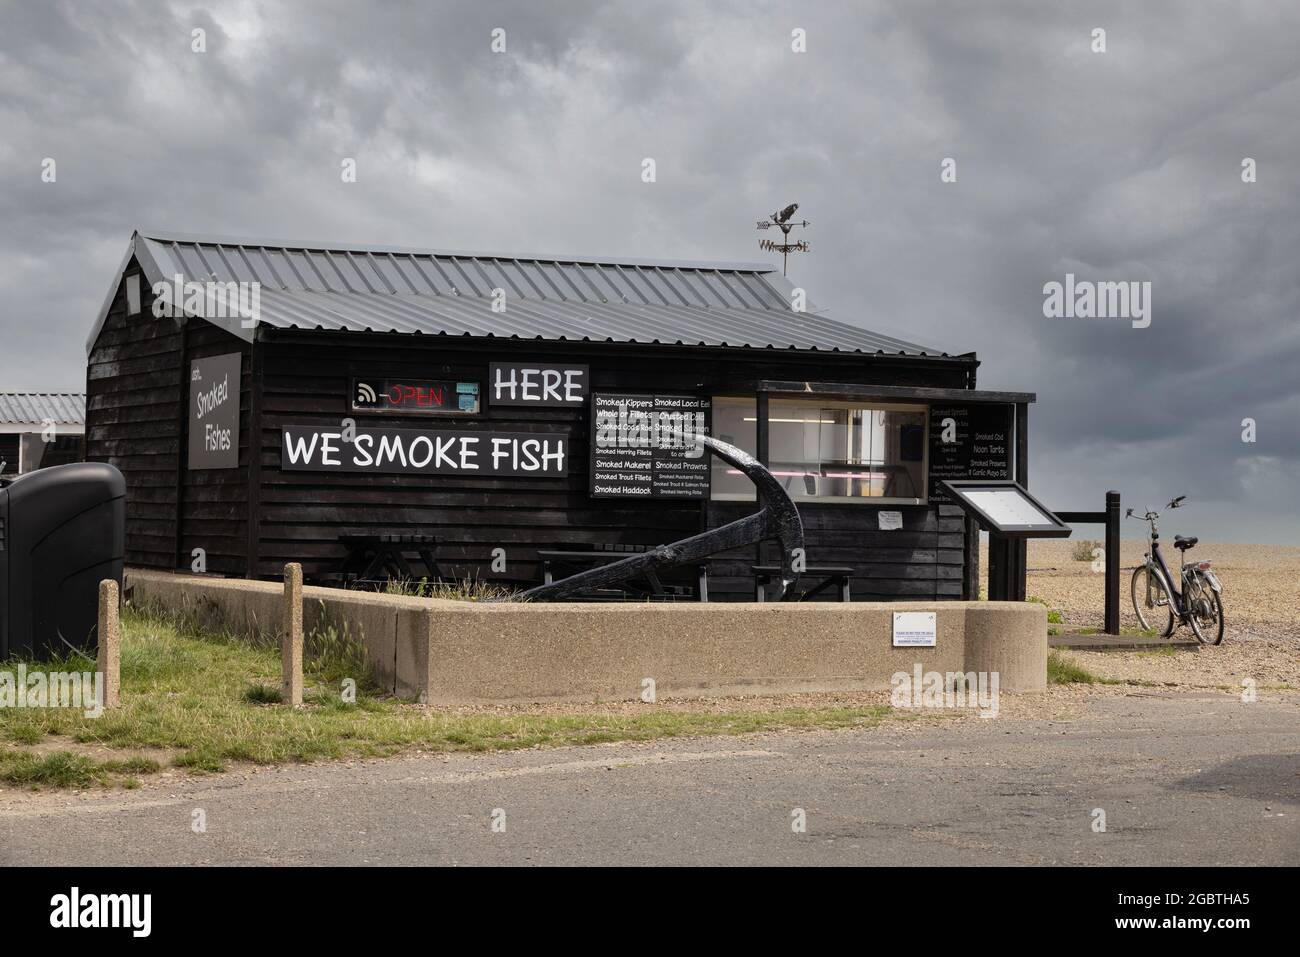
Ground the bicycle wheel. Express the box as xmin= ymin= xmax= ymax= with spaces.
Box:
xmin=1131 ymin=565 xmax=1174 ymax=636
xmin=1186 ymin=579 xmax=1225 ymax=646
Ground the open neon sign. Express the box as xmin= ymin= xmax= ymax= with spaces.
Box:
xmin=351 ymin=378 xmax=480 ymax=415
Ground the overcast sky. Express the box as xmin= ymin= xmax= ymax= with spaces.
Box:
xmin=1 ymin=0 xmax=1296 ymax=542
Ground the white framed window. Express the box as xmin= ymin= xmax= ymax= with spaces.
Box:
xmin=710 ymin=396 xmax=928 ymax=504
xmin=710 ymin=396 xmax=758 ymax=499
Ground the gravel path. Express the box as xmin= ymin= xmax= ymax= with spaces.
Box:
xmin=1018 ymin=539 xmax=1300 ymax=697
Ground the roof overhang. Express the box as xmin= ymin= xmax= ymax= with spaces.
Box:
xmin=0 ymin=424 xmax=86 ymax=434
xmin=754 ymin=380 xmax=1033 ymax=404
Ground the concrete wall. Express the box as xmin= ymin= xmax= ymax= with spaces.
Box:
xmin=126 ymin=569 xmax=1046 ymax=704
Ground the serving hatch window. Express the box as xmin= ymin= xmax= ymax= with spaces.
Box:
xmin=710 ymin=397 xmax=927 ymax=504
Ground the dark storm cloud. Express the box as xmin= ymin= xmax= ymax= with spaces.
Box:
xmin=0 ymin=0 xmax=1295 ymax=541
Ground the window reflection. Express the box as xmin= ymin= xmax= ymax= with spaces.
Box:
xmin=710 ymin=397 xmax=927 ymax=503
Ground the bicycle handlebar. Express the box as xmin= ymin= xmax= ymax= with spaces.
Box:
xmin=1127 ymin=498 xmax=1186 ymax=523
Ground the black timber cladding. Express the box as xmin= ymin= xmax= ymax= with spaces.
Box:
xmin=86 ymin=261 xmax=252 ymax=575
xmin=253 ymin=331 xmax=975 ymax=600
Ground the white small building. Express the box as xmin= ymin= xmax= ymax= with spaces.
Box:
xmin=0 ymin=393 xmax=85 ymax=477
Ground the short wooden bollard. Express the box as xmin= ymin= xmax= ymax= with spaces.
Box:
xmin=97 ymin=579 xmax=121 ymax=710
xmin=281 ymin=563 xmax=304 ymax=707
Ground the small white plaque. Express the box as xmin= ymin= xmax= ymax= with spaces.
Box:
xmin=893 ymin=611 xmax=936 ymax=647
xmin=878 ymin=510 xmax=902 ymax=531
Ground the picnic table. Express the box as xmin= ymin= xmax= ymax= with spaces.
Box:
xmin=752 ymin=564 xmax=853 ymax=602
xmin=537 ymin=547 xmax=710 ymax=602
xmin=330 ymin=529 xmax=443 ymax=588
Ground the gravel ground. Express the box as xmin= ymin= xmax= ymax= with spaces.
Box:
xmin=1019 ymin=538 xmax=1300 ymax=639
xmin=1019 ymin=538 xmax=1300 ymax=700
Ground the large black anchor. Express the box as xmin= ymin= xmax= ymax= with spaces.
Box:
xmin=513 ymin=434 xmax=805 ymax=602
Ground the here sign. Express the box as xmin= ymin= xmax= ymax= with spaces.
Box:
xmin=489 ymin=362 xmax=588 ymax=407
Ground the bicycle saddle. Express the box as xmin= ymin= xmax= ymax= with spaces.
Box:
xmin=1174 ymin=535 xmax=1198 ymax=550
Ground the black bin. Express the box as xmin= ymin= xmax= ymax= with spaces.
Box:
xmin=0 ymin=462 xmax=125 ymax=661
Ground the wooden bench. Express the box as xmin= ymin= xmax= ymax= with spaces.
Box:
xmin=752 ymin=565 xmax=853 ymax=602
xmin=330 ymin=529 xmax=443 ymax=588
xmin=538 ymin=547 xmax=709 ymax=602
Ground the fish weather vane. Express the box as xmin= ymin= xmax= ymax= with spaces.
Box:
xmin=756 ymin=203 xmax=810 ymax=275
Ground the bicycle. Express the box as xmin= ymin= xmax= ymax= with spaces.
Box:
xmin=1127 ymin=496 xmax=1225 ymax=645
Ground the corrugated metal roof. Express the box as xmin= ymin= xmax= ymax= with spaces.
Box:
xmin=87 ymin=230 xmax=948 ymax=358
xmin=0 ymin=393 xmax=86 ymax=427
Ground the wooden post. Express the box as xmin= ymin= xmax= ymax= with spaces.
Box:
xmin=962 ymin=515 xmax=980 ymax=600
xmin=173 ymin=316 xmax=189 ymax=571
xmin=1012 ymin=402 xmax=1030 ymax=601
xmin=1104 ymin=491 xmax=1121 ymax=634
xmin=281 ymin=563 xmax=304 ymax=706
xmin=245 ymin=339 xmax=263 ymax=580
xmin=987 ymin=536 xmax=1011 ymax=601
xmin=97 ymin=580 xmax=121 ymax=710
xmin=755 ymin=390 xmax=770 ymax=570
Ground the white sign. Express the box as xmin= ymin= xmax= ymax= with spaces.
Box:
xmin=963 ymin=488 xmax=1055 ymax=528
xmin=188 ymin=352 xmax=240 ymax=470
xmin=489 ymin=362 xmax=588 ymax=407
xmin=893 ymin=611 xmax=937 ymax=647
xmin=878 ymin=510 xmax=902 ymax=531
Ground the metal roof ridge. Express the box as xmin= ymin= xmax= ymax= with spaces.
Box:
xmin=134 ymin=228 xmax=776 ymax=273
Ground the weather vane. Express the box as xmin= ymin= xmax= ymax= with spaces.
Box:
xmin=756 ymin=203 xmax=810 ymax=275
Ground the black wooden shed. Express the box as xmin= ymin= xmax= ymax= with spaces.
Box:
xmin=84 ymin=229 xmax=1034 ymax=601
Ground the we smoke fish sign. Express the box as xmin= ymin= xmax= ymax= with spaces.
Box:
xmin=281 ymin=425 xmax=569 ymax=477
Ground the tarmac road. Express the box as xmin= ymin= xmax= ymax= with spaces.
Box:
xmin=2 ymin=693 xmax=1296 ymax=866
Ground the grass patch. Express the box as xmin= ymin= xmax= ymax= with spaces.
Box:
xmin=4 ymin=720 xmax=45 ymax=745
xmin=303 ymin=612 xmax=377 ymax=693
xmin=0 ymin=603 xmax=899 ymax=787
xmin=1120 ymin=627 xmax=1162 ymax=638
xmin=242 ymin=684 xmax=282 ymax=704
xmin=1028 ymin=596 xmax=1063 ymax=624
xmin=1071 ymin=539 xmax=1102 ymax=562
xmin=0 ymin=750 xmax=161 ymax=789
xmin=1048 ymin=650 xmax=1102 ymax=685
xmin=382 ymin=576 xmax=516 ymax=602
